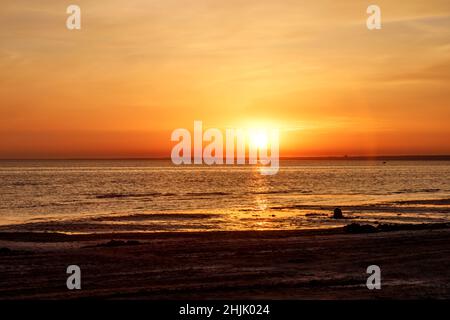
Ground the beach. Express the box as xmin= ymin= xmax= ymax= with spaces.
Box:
xmin=1 ymin=160 xmax=449 ymax=299
xmin=1 ymin=224 xmax=450 ymax=299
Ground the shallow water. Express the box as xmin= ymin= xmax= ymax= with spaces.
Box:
xmin=0 ymin=160 xmax=449 ymax=233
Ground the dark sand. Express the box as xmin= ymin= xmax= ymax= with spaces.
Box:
xmin=1 ymin=226 xmax=450 ymax=299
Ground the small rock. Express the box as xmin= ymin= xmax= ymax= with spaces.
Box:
xmin=333 ymin=207 xmax=344 ymax=219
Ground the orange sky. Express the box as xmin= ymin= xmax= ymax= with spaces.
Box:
xmin=1 ymin=0 xmax=449 ymax=158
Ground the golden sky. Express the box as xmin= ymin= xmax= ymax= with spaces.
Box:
xmin=1 ymin=0 xmax=449 ymax=158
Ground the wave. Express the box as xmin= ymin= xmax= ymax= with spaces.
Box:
xmin=270 ymin=203 xmax=450 ymax=213
xmin=392 ymin=188 xmax=441 ymax=194
xmin=9 ymin=181 xmax=48 ymax=187
xmin=0 ymin=221 xmax=214 ymax=233
xmin=185 ymin=192 xmax=231 ymax=196
xmin=392 ymin=198 xmax=450 ymax=206
xmin=95 ymin=192 xmax=175 ymax=199
xmin=91 ymin=213 xmax=218 ymax=222
xmin=249 ymin=189 xmax=312 ymax=195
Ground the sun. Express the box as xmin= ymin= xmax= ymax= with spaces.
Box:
xmin=249 ymin=130 xmax=269 ymax=149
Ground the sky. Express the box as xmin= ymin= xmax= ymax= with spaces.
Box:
xmin=0 ymin=0 xmax=449 ymax=158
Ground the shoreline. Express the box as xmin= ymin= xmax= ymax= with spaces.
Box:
xmin=0 ymin=227 xmax=343 ymax=243
xmin=1 ymin=222 xmax=448 ymax=244
xmin=1 ymin=223 xmax=450 ymax=299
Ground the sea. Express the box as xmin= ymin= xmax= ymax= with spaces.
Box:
xmin=0 ymin=160 xmax=449 ymax=234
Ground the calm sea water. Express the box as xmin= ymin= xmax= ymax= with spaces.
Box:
xmin=0 ymin=160 xmax=449 ymax=233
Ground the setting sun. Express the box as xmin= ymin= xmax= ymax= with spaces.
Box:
xmin=249 ymin=130 xmax=269 ymax=150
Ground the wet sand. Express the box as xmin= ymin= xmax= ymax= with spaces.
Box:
xmin=1 ymin=225 xmax=450 ymax=299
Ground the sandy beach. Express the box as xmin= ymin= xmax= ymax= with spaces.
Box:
xmin=1 ymin=224 xmax=450 ymax=300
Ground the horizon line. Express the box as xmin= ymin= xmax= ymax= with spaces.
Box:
xmin=1 ymin=155 xmax=450 ymax=161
